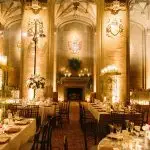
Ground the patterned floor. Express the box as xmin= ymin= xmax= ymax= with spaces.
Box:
xmin=52 ymin=101 xmax=95 ymax=150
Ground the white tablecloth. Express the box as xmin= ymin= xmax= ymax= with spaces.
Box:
xmin=0 ymin=119 xmax=36 ymax=150
xmin=88 ymin=103 xmax=109 ymax=121
xmin=39 ymin=105 xmax=57 ymax=123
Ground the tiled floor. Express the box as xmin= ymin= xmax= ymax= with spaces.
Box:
xmin=52 ymin=101 xmax=95 ymax=150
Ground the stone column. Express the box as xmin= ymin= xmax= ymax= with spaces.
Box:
xmin=53 ymin=31 xmax=57 ymax=92
xmin=95 ymin=0 xmax=104 ymax=99
xmin=101 ymin=1 xmax=128 ymax=104
xmin=46 ymin=0 xmax=55 ymax=97
xmin=146 ymin=30 xmax=150 ymax=89
xmin=21 ymin=7 xmax=48 ymax=98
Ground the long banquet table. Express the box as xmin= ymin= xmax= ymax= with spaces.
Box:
xmin=3 ymin=101 xmax=58 ymax=123
xmin=88 ymin=103 xmax=143 ymax=139
xmin=0 ymin=118 xmax=36 ymax=150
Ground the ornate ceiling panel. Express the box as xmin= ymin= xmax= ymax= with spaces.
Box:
xmin=55 ymin=0 xmax=96 ymax=28
xmin=130 ymin=0 xmax=150 ymax=29
xmin=0 ymin=0 xmax=22 ymax=29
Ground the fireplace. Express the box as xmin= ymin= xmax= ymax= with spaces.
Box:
xmin=66 ymin=88 xmax=83 ymax=100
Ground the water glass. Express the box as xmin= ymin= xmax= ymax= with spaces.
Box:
xmin=125 ymin=120 xmax=129 ymax=131
xmin=130 ymin=122 xmax=134 ymax=133
xmin=109 ymin=124 xmax=114 ymax=133
xmin=115 ymin=124 xmax=122 ymax=134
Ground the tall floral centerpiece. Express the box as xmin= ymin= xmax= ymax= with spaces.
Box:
xmin=27 ymin=74 xmax=45 ymax=99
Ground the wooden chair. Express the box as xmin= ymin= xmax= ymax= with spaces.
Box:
xmin=64 ymin=136 xmax=68 ymax=150
xmin=141 ymin=106 xmax=150 ymax=124
xmin=111 ymin=111 xmax=125 ymax=129
xmin=60 ymin=102 xmax=70 ymax=123
xmin=130 ymin=111 xmax=144 ymax=127
xmin=25 ymin=105 xmax=41 ymax=130
xmin=7 ymin=104 xmax=21 ymax=115
xmin=81 ymin=105 xmax=97 ymax=148
xmin=32 ymin=120 xmax=53 ymax=150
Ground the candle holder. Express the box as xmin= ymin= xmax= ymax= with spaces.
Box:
xmin=27 ymin=18 xmax=45 ymax=98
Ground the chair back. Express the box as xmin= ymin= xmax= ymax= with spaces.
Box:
xmin=32 ymin=121 xmax=48 ymax=150
xmin=64 ymin=136 xmax=68 ymax=150
xmin=32 ymin=121 xmax=53 ymax=150
xmin=111 ymin=111 xmax=125 ymax=128
xmin=25 ymin=105 xmax=39 ymax=118
xmin=130 ymin=111 xmax=143 ymax=127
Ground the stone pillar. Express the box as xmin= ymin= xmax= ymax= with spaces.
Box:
xmin=146 ymin=30 xmax=150 ymax=89
xmin=101 ymin=1 xmax=128 ymax=104
xmin=21 ymin=7 xmax=48 ymax=98
xmin=53 ymin=31 xmax=57 ymax=92
xmin=95 ymin=0 xmax=104 ymax=100
xmin=46 ymin=0 xmax=55 ymax=97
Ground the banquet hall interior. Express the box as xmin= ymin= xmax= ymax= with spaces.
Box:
xmin=0 ymin=0 xmax=149 ymax=150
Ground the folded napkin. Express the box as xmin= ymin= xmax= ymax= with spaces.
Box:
xmin=0 ymin=136 xmax=10 ymax=144
xmin=15 ymin=119 xmax=29 ymax=125
xmin=14 ymin=117 xmax=24 ymax=121
xmin=5 ymin=126 xmax=21 ymax=133
xmin=107 ymin=133 xmax=123 ymax=140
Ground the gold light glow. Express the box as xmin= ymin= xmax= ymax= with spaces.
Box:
xmin=0 ymin=55 xmax=7 ymax=66
xmin=68 ymin=31 xmax=82 ymax=54
xmin=28 ymin=88 xmax=34 ymax=100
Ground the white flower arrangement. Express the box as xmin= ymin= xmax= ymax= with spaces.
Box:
xmin=27 ymin=74 xmax=45 ymax=90
xmin=142 ymin=124 xmax=150 ymax=131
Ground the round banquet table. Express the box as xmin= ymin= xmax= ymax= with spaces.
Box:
xmin=97 ymin=130 xmax=150 ymax=150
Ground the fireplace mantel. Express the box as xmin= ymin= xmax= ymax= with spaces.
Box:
xmin=61 ymin=77 xmax=90 ymax=85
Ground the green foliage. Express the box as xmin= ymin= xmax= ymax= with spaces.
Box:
xmin=68 ymin=58 xmax=81 ymax=71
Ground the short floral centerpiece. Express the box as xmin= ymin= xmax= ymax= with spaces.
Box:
xmin=27 ymin=74 xmax=45 ymax=90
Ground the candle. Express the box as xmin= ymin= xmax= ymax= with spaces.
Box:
xmin=104 ymin=97 xmax=107 ymax=102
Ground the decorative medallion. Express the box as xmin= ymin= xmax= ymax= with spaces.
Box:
xmin=105 ymin=0 xmax=126 ymax=14
xmin=106 ymin=18 xmax=123 ymax=37
xmin=68 ymin=38 xmax=82 ymax=54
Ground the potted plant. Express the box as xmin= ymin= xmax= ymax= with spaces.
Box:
xmin=68 ymin=58 xmax=81 ymax=76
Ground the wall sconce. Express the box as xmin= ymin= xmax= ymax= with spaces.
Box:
xmin=68 ymin=37 xmax=82 ymax=54
xmin=105 ymin=0 xmax=126 ymax=14
xmin=0 ymin=55 xmax=7 ymax=66
xmin=106 ymin=18 xmax=123 ymax=37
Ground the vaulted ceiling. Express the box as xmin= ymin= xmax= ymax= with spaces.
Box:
xmin=55 ymin=0 xmax=96 ymax=28
xmin=130 ymin=0 xmax=150 ymax=29
xmin=0 ymin=0 xmax=22 ymax=29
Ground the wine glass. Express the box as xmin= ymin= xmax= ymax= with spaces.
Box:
xmin=130 ymin=122 xmax=134 ymax=133
xmin=115 ymin=124 xmax=122 ymax=134
xmin=125 ymin=120 xmax=129 ymax=131
xmin=134 ymin=126 xmax=141 ymax=137
xmin=109 ymin=124 xmax=114 ymax=134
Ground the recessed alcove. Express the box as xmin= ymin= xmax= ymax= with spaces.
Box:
xmin=66 ymin=88 xmax=83 ymax=100
xmin=62 ymin=77 xmax=89 ymax=101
